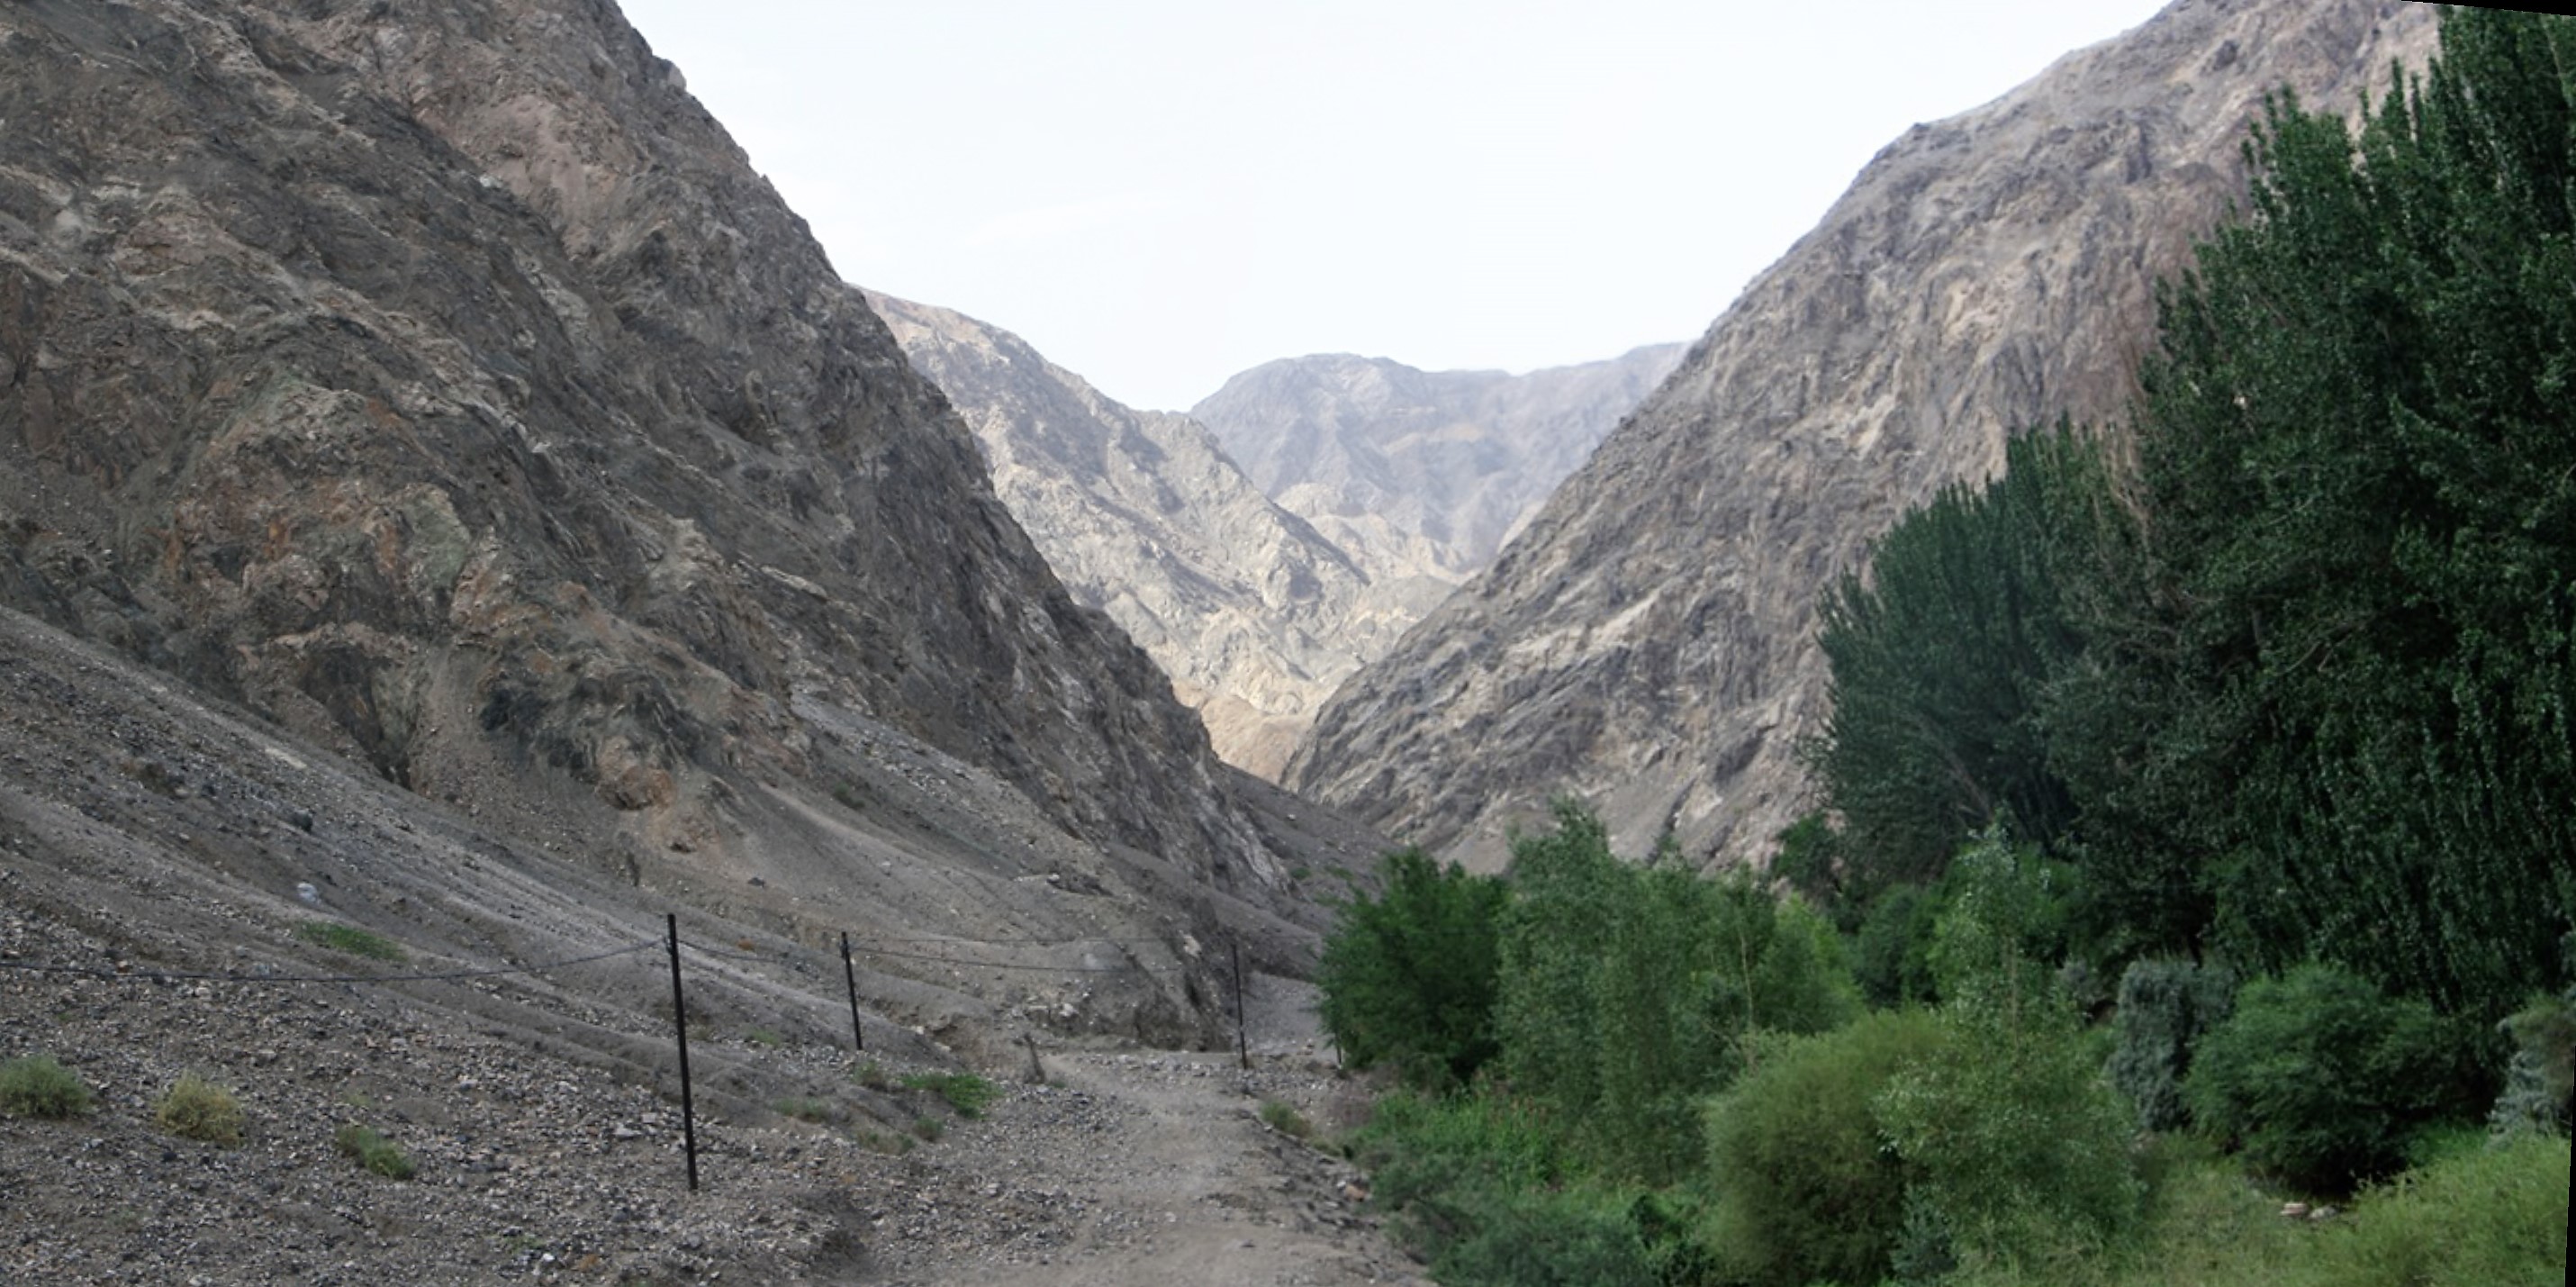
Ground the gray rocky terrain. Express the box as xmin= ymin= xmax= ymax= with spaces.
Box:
xmin=866 ymin=294 xmax=1418 ymax=783
xmin=1289 ymin=0 xmax=2442 ymax=870
xmin=2 ymin=603 xmax=1408 ymax=1285
xmin=1191 ymin=347 xmax=1686 ymax=596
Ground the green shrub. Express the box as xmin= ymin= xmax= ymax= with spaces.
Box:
xmin=1702 ymin=1010 xmax=1946 ymax=1287
xmin=899 ymin=1071 xmax=997 ymax=1119
xmin=909 ymin=1115 xmax=944 ymax=1142
xmin=155 ymin=1074 xmax=244 ymax=1145
xmin=0 ymin=1055 xmax=94 ymax=1119
xmin=1318 ymin=846 xmax=1507 ymax=1090
xmin=2105 ymin=957 xmax=2237 ymax=1132
xmin=1429 ymin=1184 xmax=1661 ymax=1287
xmin=2187 ymin=963 xmax=2470 ymax=1193
xmin=1855 ymin=882 xmax=1943 ymax=1008
xmin=852 ymin=1060 xmax=897 ymax=1092
xmin=1257 ymin=1099 xmax=1312 ymax=1139
xmin=1876 ymin=840 xmax=2142 ymax=1273
xmin=1351 ymin=1087 xmax=1571 ymax=1259
xmin=2289 ymin=1132 xmax=2570 ymax=1287
xmin=333 ymin=1123 xmax=416 ymax=1179
xmin=773 ymin=1096 xmax=834 ymax=1123
xmin=295 ymin=920 xmax=404 ymax=962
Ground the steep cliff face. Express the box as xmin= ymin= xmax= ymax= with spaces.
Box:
xmin=870 ymin=292 xmax=1424 ymax=781
xmin=1191 ymin=346 xmax=1686 ymax=596
xmin=0 ymin=0 xmax=1315 ymax=974
xmin=1289 ymin=0 xmax=2438 ymax=869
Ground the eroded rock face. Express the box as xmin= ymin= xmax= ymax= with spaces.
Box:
xmin=1288 ymin=0 xmax=2439 ymax=870
xmin=1191 ymin=346 xmax=1686 ymax=595
xmin=869 ymin=293 xmax=1423 ymax=782
xmin=0 ymin=0 xmax=1285 ymax=911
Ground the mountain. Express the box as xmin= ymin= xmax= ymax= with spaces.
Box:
xmin=1288 ymin=0 xmax=2440 ymax=869
xmin=1190 ymin=346 xmax=1686 ymax=595
xmin=0 ymin=0 xmax=1373 ymax=1045
xmin=868 ymin=292 xmax=1421 ymax=780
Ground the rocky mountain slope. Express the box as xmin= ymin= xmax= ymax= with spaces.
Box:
xmin=868 ymin=294 xmax=1421 ymax=782
xmin=1191 ymin=345 xmax=1686 ymax=594
xmin=1288 ymin=0 xmax=2440 ymax=869
xmin=0 ymin=0 xmax=1378 ymax=1008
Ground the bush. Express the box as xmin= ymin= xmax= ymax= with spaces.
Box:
xmin=2289 ymin=1132 xmax=2570 ymax=1287
xmin=155 ymin=1074 xmax=244 ymax=1145
xmin=2106 ymin=957 xmax=2237 ymax=1132
xmin=1350 ymin=1087 xmax=1570 ymax=1259
xmin=1429 ymin=1184 xmax=1661 ymax=1287
xmin=2187 ymin=963 xmax=2469 ymax=1193
xmin=0 ymin=1055 xmax=95 ymax=1119
xmin=1702 ymin=1010 xmax=1947 ymax=1287
xmin=1855 ymin=882 xmax=1943 ymax=1008
xmin=1318 ymin=846 xmax=1507 ymax=1090
xmin=333 ymin=1123 xmax=416 ymax=1179
xmin=1876 ymin=839 xmax=2142 ymax=1273
xmin=295 ymin=920 xmax=404 ymax=962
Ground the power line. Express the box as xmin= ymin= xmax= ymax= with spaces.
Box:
xmin=849 ymin=943 xmax=1189 ymax=974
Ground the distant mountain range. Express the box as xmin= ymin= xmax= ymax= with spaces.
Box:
xmin=872 ymin=295 xmax=1680 ymax=778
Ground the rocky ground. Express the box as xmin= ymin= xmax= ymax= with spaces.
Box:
xmin=0 ymin=607 xmax=1417 ymax=1283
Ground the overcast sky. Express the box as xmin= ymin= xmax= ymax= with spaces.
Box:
xmin=619 ymin=1 xmax=2173 ymax=412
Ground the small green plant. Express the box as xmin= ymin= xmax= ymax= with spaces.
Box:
xmin=852 ymin=1060 xmax=898 ymax=1092
xmin=296 ymin=920 xmax=404 ymax=962
xmin=744 ymin=1027 xmax=782 ymax=1049
xmin=1259 ymin=1099 xmax=1314 ymax=1139
xmin=155 ymin=1074 xmax=244 ymax=1145
xmin=333 ymin=1123 xmax=416 ymax=1179
xmin=832 ymin=781 xmax=865 ymax=810
xmin=909 ymin=1115 xmax=945 ymax=1142
xmin=900 ymin=1071 xmax=998 ymax=1119
xmin=0 ymin=1055 xmax=95 ymax=1119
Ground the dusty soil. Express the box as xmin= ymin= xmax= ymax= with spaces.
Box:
xmin=0 ymin=606 xmax=1417 ymax=1283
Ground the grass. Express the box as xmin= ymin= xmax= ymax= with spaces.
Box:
xmin=295 ymin=920 xmax=404 ymax=962
xmin=832 ymin=782 xmax=866 ymax=811
xmin=900 ymin=1071 xmax=999 ymax=1119
xmin=1260 ymin=1099 xmax=1315 ymax=1139
xmin=154 ymin=1074 xmax=244 ymax=1145
xmin=744 ymin=1027 xmax=782 ymax=1049
xmin=852 ymin=1126 xmax=916 ymax=1155
xmin=910 ymin=1115 xmax=945 ymax=1142
xmin=0 ymin=1055 xmax=94 ymax=1119
xmin=333 ymin=1123 xmax=417 ymax=1180
xmin=853 ymin=1061 xmax=898 ymax=1092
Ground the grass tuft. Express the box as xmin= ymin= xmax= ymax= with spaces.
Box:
xmin=333 ymin=1123 xmax=417 ymax=1180
xmin=1260 ymin=1098 xmax=1315 ymax=1139
xmin=295 ymin=920 xmax=404 ymax=962
xmin=901 ymin=1071 xmax=999 ymax=1119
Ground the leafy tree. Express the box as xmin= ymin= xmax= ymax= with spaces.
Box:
xmin=2111 ymin=8 xmax=2576 ymax=1015
xmin=1316 ymin=847 xmax=1507 ymax=1089
xmin=1811 ymin=423 xmax=2109 ymax=898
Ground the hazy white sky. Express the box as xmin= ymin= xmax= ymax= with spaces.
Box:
xmin=619 ymin=1 xmax=2172 ymax=411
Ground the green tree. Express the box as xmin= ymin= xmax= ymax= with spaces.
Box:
xmin=2111 ymin=8 xmax=2576 ymax=1015
xmin=1316 ymin=847 xmax=1508 ymax=1089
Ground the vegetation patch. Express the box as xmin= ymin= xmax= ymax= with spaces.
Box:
xmin=333 ymin=1123 xmax=417 ymax=1180
xmin=1257 ymin=1099 xmax=1313 ymax=1139
xmin=295 ymin=920 xmax=404 ymax=963
xmin=0 ymin=1055 xmax=95 ymax=1119
xmin=154 ymin=1074 xmax=244 ymax=1145
xmin=900 ymin=1071 xmax=998 ymax=1119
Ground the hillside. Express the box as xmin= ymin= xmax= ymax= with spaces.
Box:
xmin=1288 ymin=0 xmax=2440 ymax=869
